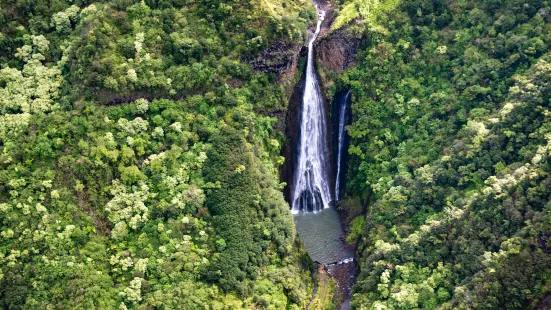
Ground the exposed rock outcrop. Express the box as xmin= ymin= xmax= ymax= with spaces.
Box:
xmin=316 ymin=27 xmax=360 ymax=72
xmin=247 ymin=41 xmax=304 ymax=81
xmin=280 ymin=58 xmax=306 ymax=202
xmin=328 ymin=261 xmax=357 ymax=310
xmin=247 ymin=0 xmax=337 ymax=81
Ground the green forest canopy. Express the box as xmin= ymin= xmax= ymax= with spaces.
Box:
xmin=0 ymin=0 xmax=316 ymax=308
xmin=334 ymin=0 xmax=551 ymax=308
xmin=2 ymin=0 xmax=551 ymax=309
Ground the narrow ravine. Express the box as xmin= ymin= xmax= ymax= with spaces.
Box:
xmin=292 ymin=3 xmax=352 ymax=264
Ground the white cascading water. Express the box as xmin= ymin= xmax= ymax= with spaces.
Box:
xmin=335 ymin=90 xmax=351 ymax=201
xmin=291 ymin=8 xmax=332 ymax=213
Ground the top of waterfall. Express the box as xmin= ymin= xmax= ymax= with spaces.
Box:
xmin=316 ymin=6 xmax=325 ymax=21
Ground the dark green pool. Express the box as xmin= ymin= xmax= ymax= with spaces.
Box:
xmin=294 ymin=207 xmax=354 ymax=264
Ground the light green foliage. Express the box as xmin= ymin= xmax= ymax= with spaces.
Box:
xmin=0 ymin=0 xmax=314 ymax=308
xmin=51 ymin=5 xmax=80 ymax=34
xmin=338 ymin=0 xmax=551 ymax=308
xmin=0 ymin=35 xmax=61 ymax=142
xmin=105 ymin=180 xmax=151 ymax=230
xmin=134 ymin=98 xmax=149 ymax=114
xmin=332 ymin=0 xmax=399 ymax=31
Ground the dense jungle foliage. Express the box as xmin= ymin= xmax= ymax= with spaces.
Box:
xmin=4 ymin=0 xmax=551 ymax=308
xmin=334 ymin=0 xmax=551 ymax=308
xmin=0 ymin=0 xmax=319 ymax=308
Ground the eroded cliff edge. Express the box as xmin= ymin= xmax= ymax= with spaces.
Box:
xmin=317 ymin=26 xmax=360 ymax=72
xmin=315 ymin=15 xmax=362 ymax=99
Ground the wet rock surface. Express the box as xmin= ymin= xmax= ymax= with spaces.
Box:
xmin=281 ymin=62 xmax=306 ymax=202
xmin=327 ymin=261 xmax=357 ymax=310
xmin=537 ymin=294 xmax=551 ymax=310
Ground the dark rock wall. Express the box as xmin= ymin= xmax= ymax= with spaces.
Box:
xmin=247 ymin=41 xmax=304 ymax=82
xmin=316 ymin=27 xmax=360 ymax=72
xmin=331 ymin=89 xmax=352 ymax=200
xmin=281 ymin=50 xmax=307 ymax=203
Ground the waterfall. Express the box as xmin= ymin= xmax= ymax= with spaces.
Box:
xmin=291 ymin=8 xmax=332 ymax=213
xmin=335 ymin=90 xmax=351 ymax=201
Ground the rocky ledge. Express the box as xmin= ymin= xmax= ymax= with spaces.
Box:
xmin=247 ymin=41 xmax=305 ymax=82
xmin=316 ymin=26 xmax=360 ymax=72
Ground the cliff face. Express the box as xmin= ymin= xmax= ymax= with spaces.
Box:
xmin=280 ymin=59 xmax=336 ymax=205
xmin=311 ymin=8 xmax=361 ymax=100
xmin=316 ymin=27 xmax=360 ymax=72
xmin=279 ymin=7 xmax=361 ymax=202
xmin=247 ymin=41 xmax=304 ymax=82
xmin=281 ymin=61 xmax=307 ymax=202
xmin=280 ymin=1 xmax=336 ymax=204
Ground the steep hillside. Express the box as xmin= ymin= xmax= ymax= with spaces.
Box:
xmin=4 ymin=0 xmax=551 ymax=308
xmin=0 ymin=0 xmax=316 ymax=308
xmin=333 ymin=0 xmax=551 ymax=308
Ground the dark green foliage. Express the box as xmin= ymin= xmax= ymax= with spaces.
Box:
xmin=204 ymin=128 xmax=260 ymax=292
xmin=0 ymin=0 xmax=314 ymax=308
xmin=336 ymin=0 xmax=551 ymax=308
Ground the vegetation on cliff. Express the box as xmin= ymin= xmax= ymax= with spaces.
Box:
xmin=0 ymin=0 xmax=316 ymax=308
xmin=335 ymin=0 xmax=551 ymax=308
xmin=5 ymin=0 xmax=551 ymax=308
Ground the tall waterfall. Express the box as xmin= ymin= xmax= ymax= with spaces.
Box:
xmin=335 ymin=90 xmax=351 ymax=201
xmin=291 ymin=8 xmax=332 ymax=213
